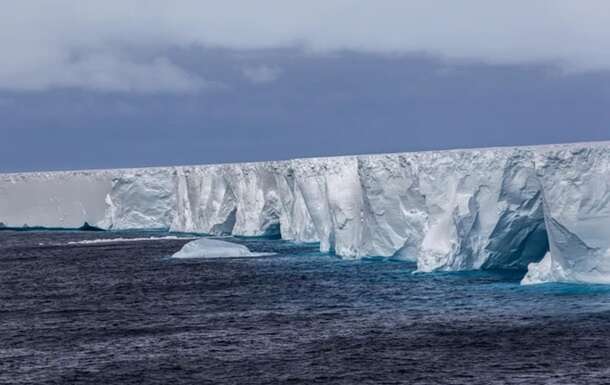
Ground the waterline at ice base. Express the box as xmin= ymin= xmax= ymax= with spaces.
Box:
xmin=2 ymin=141 xmax=610 ymax=285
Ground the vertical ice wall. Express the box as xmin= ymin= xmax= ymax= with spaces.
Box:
xmin=522 ymin=146 xmax=610 ymax=284
xmin=1 ymin=142 xmax=609 ymax=284
xmin=99 ymin=163 xmax=286 ymax=237
xmin=0 ymin=170 xmax=113 ymax=228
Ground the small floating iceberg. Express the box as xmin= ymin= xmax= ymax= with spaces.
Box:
xmin=521 ymin=252 xmax=565 ymax=285
xmin=171 ymin=238 xmax=274 ymax=259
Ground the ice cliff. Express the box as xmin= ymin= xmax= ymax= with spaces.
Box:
xmin=1 ymin=142 xmax=609 ymax=284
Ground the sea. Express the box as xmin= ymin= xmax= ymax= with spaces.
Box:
xmin=1 ymin=230 xmax=610 ymax=384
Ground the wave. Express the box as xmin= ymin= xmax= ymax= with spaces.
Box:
xmin=41 ymin=236 xmax=197 ymax=246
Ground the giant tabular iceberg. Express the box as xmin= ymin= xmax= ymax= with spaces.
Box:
xmin=1 ymin=142 xmax=609 ymax=284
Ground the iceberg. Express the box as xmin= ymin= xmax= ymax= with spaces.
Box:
xmin=2 ymin=141 xmax=610 ymax=284
xmin=171 ymin=238 xmax=271 ymax=259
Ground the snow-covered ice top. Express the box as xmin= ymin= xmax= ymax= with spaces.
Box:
xmin=171 ymin=238 xmax=271 ymax=259
xmin=2 ymin=141 xmax=610 ymax=284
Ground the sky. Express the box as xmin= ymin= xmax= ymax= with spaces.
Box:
xmin=1 ymin=1 xmax=609 ymax=172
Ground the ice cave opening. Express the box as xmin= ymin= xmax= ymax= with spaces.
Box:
xmin=482 ymin=220 xmax=550 ymax=272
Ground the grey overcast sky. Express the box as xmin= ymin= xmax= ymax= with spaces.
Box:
xmin=1 ymin=1 xmax=609 ymax=172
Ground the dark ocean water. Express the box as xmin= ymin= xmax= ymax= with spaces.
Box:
xmin=1 ymin=231 xmax=610 ymax=385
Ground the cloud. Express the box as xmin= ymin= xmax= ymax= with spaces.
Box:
xmin=0 ymin=52 xmax=207 ymax=93
xmin=241 ymin=65 xmax=282 ymax=84
xmin=2 ymin=1 xmax=610 ymax=92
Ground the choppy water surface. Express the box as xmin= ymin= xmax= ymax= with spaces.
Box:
xmin=1 ymin=230 xmax=610 ymax=384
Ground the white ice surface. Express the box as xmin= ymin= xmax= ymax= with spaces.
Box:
xmin=171 ymin=238 xmax=272 ymax=259
xmin=2 ymin=141 xmax=610 ymax=284
xmin=65 ymin=236 xmax=197 ymax=245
